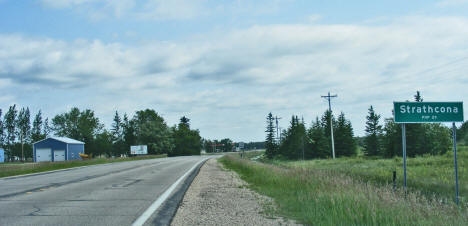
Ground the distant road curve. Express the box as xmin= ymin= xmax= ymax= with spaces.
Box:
xmin=0 ymin=155 xmax=212 ymax=226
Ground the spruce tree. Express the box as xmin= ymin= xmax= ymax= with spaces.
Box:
xmin=31 ymin=110 xmax=44 ymax=142
xmin=414 ymin=91 xmax=423 ymax=102
xmin=111 ymin=111 xmax=123 ymax=140
xmin=17 ymin=107 xmax=31 ymax=161
xmin=364 ymin=105 xmax=382 ymax=156
xmin=279 ymin=115 xmax=306 ymax=160
xmin=334 ymin=112 xmax=356 ymax=157
xmin=171 ymin=116 xmax=202 ymax=156
xmin=43 ymin=118 xmax=50 ymax=137
xmin=111 ymin=111 xmax=124 ymax=156
xmin=308 ymin=117 xmax=329 ymax=158
xmin=321 ymin=110 xmax=336 ymax=158
xmin=406 ymin=91 xmax=426 ymax=156
xmin=321 ymin=110 xmax=335 ymax=139
xmin=265 ymin=112 xmax=276 ymax=159
xmin=4 ymin=105 xmax=17 ymax=161
xmin=382 ymin=118 xmax=401 ymax=158
xmin=122 ymin=114 xmax=135 ymax=155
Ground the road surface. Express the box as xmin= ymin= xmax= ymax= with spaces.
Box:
xmin=0 ymin=156 xmax=211 ymax=226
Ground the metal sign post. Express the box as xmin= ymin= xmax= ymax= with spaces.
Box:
xmin=394 ymin=101 xmax=463 ymax=204
xmin=452 ymin=122 xmax=459 ymax=205
xmin=402 ymin=123 xmax=407 ymax=194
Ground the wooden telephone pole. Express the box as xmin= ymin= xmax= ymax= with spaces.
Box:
xmin=321 ymin=92 xmax=337 ymax=159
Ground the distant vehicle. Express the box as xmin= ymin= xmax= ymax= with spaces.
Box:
xmin=79 ymin=153 xmax=91 ymax=160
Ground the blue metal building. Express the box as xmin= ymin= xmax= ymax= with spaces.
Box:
xmin=0 ymin=148 xmax=4 ymax=163
xmin=33 ymin=137 xmax=85 ymax=162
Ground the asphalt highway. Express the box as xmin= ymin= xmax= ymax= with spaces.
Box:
xmin=0 ymin=156 xmax=211 ymax=226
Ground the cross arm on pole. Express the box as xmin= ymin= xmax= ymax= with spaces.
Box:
xmin=321 ymin=94 xmax=337 ymax=98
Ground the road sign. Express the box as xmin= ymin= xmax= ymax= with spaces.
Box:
xmin=130 ymin=145 xmax=148 ymax=155
xmin=394 ymin=102 xmax=463 ymax=123
xmin=394 ymin=101 xmax=464 ymax=204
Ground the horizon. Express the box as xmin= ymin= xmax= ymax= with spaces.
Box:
xmin=1 ymin=0 xmax=467 ymax=142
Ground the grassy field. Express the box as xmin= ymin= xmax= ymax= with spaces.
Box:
xmin=239 ymin=150 xmax=265 ymax=159
xmin=0 ymin=154 xmax=167 ymax=178
xmin=219 ymin=151 xmax=468 ymax=225
xmin=279 ymin=146 xmax=468 ymax=203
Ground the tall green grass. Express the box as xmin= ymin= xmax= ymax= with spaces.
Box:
xmin=458 ymin=145 xmax=468 ymax=152
xmin=220 ymin=154 xmax=468 ymax=225
xmin=280 ymin=150 xmax=468 ymax=203
xmin=0 ymin=154 xmax=166 ymax=178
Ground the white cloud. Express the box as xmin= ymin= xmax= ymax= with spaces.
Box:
xmin=136 ymin=0 xmax=206 ymax=20
xmin=39 ymin=0 xmax=296 ymax=21
xmin=436 ymin=0 xmax=468 ymax=7
xmin=40 ymin=0 xmax=98 ymax=8
xmin=39 ymin=0 xmax=206 ymax=20
xmin=1 ymin=15 xmax=468 ymax=140
xmin=307 ymin=14 xmax=322 ymax=23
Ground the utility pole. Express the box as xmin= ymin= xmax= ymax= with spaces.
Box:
xmin=321 ymin=92 xmax=337 ymax=159
xmin=279 ymin=127 xmax=282 ymax=142
xmin=274 ymin=116 xmax=282 ymax=144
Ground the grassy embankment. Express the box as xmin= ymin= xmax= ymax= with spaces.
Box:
xmin=281 ymin=146 xmax=468 ymax=202
xmin=0 ymin=154 xmax=166 ymax=178
xmin=219 ymin=148 xmax=468 ymax=225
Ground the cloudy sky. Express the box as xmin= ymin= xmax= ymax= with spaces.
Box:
xmin=1 ymin=0 xmax=467 ymax=142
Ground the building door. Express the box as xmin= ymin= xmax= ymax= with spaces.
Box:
xmin=36 ymin=149 xmax=52 ymax=162
xmin=54 ymin=150 xmax=65 ymax=161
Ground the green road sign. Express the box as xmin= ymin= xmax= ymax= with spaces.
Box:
xmin=394 ymin=102 xmax=464 ymax=123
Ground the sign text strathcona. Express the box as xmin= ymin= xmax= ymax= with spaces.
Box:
xmin=394 ymin=102 xmax=464 ymax=123
xmin=394 ymin=101 xmax=464 ymax=205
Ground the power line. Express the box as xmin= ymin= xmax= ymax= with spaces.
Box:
xmin=416 ymin=55 xmax=468 ymax=75
xmin=321 ymin=92 xmax=337 ymax=159
xmin=394 ymin=54 xmax=468 ymax=80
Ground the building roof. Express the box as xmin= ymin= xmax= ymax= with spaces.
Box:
xmin=34 ymin=136 xmax=85 ymax=144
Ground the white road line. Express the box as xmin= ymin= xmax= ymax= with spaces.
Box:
xmin=132 ymin=158 xmax=207 ymax=226
xmin=1 ymin=158 xmax=170 ymax=180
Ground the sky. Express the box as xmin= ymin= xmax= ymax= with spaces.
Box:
xmin=0 ymin=0 xmax=467 ymax=142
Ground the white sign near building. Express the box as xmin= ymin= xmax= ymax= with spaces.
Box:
xmin=130 ymin=145 xmax=148 ymax=155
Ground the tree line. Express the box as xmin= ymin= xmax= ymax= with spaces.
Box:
xmin=265 ymin=110 xmax=356 ymax=160
xmin=456 ymin=120 xmax=468 ymax=145
xmin=0 ymin=106 xmax=202 ymax=161
xmin=202 ymin=138 xmax=234 ymax=153
xmin=265 ymin=91 xmax=462 ymax=160
xmin=201 ymin=139 xmax=265 ymax=153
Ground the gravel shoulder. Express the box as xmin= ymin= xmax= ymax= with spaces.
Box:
xmin=171 ymin=158 xmax=299 ymax=226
